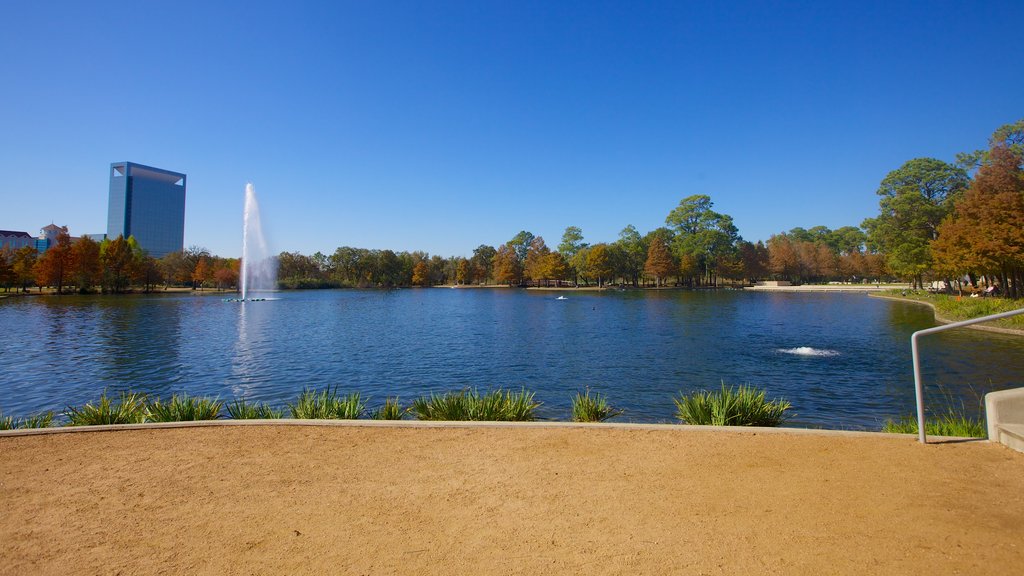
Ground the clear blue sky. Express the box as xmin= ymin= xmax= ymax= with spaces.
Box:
xmin=2 ymin=1 xmax=1021 ymax=258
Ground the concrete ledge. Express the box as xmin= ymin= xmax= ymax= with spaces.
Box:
xmin=986 ymin=387 xmax=1024 ymax=452
xmin=0 ymin=418 xmax=979 ymax=442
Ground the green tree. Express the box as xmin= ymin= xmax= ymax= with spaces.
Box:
xmin=615 ymin=225 xmax=646 ymax=287
xmin=470 ymin=245 xmax=496 ymax=285
xmin=666 ymin=195 xmax=740 ymax=286
xmin=558 ymin=226 xmax=587 ymax=286
xmin=507 ymin=231 xmax=535 ymax=263
xmin=862 ymin=158 xmax=969 ymax=288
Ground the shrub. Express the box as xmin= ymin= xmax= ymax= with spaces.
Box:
xmin=674 ymin=383 xmax=791 ymax=427
xmin=411 ymin=388 xmax=540 ymax=421
xmin=289 ymin=387 xmax=365 ymax=419
xmin=147 ymin=393 xmax=223 ymax=422
xmin=371 ymin=397 xmax=405 ymax=420
xmin=571 ymin=389 xmax=623 ymax=422
xmin=65 ymin=392 xmax=148 ymax=426
xmin=226 ymin=398 xmax=285 ymax=419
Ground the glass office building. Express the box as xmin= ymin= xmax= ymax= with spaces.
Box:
xmin=107 ymin=162 xmax=186 ymax=258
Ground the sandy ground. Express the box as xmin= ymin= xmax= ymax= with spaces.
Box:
xmin=1 ymin=423 xmax=1022 ymax=575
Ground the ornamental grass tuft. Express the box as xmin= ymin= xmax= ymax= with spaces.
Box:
xmin=289 ymin=387 xmax=365 ymax=419
xmin=146 ymin=393 xmax=223 ymax=422
xmin=882 ymin=411 xmax=986 ymax=438
xmin=1 ymin=410 xmax=54 ymax=430
xmin=371 ymin=397 xmax=406 ymax=420
xmin=65 ymin=392 xmax=148 ymax=426
xmin=674 ymin=383 xmax=791 ymax=427
xmin=411 ymin=388 xmax=540 ymax=421
xmin=226 ymin=398 xmax=285 ymax=419
xmin=571 ymin=389 xmax=623 ymax=422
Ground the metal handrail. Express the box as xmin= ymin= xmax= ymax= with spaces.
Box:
xmin=911 ymin=306 xmax=1024 ymax=443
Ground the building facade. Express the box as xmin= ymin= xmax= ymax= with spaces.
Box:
xmin=107 ymin=162 xmax=186 ymax=258
xmin=0 ymin=230 xmax=35 ymax=251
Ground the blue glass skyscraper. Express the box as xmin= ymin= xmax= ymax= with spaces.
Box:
xmin=107 ymin=162 xmax=186 ymax=258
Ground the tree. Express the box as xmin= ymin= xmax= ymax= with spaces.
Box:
xmin=933 ymin=145 xmax=1024 ymax=297
xmin=644 ymin=236 xmax=675 ymax=286
xmin=615 ymin=225 xmax=646 ymax=287
xmin=558 ymin=226 xmax=588 ymax=285
xmin=0 ymin=249 xmax=13 ymax=291
xmin=956 ymin=119 xmax=1024 ymax=173
xmin=666 ymin=195 xmax=740 ymax=286
xmin=101 ymin=235 xmax=137 ymax=293
xmin=11 ymin=246 xmax=37 ymax=291
xmin=492 ymin=244 xmax=521 ymax=286
xmin=470 ymin=245 xmax=496 ymax=285
xmin=412 ymin=261 xmax=431 ymax=286
xmin=862 ymin=158 xmax=969 ymax=288
xmin=70 ymin=236 xmax=101 ymax=292
xmin=192 ymin=256 xmax=212 ymax=290
xmin=524 ymin=236 xmax=552 ymax=285
xmin=737 ymin=240 xmax=769 ymax=282
xmin=33 ymin=232 xmax=73 ymax=293
xmin=507 ymin=231 xmax=535 ymax=263
xmin=586 ymin=244 xmax=614 ymax=287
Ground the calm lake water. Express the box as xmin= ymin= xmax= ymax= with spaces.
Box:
xmin=1 ymin=289 xmax=1021 ymax=429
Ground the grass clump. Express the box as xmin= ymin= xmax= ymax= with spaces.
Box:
xmin=1 ymin=410 xmax=54 ymax=430
xmin=65 ymin=392 xmax=148 ymax=426
xmin=882 ymin=410 xmax=986 ymax=438
xmin=411 ymin=388 xmax=540 ymax=421
xmin=371 ymin=397 xmax=406 ymax=420
xmin=570 ymin=389 xmax=623 ymax=422
xmin=226 ymin=398 xmax=284 ymax=419
xmin=289 ymin=387 xmax=365 ymax=419
xmin=147 ymin=393 xmax=223 ymax=422
xmin=674 ymin=383 xmax=791 ymax=427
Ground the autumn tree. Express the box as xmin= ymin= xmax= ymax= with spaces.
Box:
xmin=33 ymin=232 xmax=74 ymax=293
xmin=101 ymin=235 xmax=137 ymax=293
xmin=737 ymin=240 xmax=769 ymax=282
xmin=644 ymin=236 xmax=675 ymax=287
xmin=411 ymin=260 xmax=431 ymax=286
xmin=70 ymin=236 xmax=102 ymax=292
xmin=192 ymin=256 xmax=212 ymax=290
xmin=524 ymin=236 xmax=552 ymax=285
xmin=862 ymin=158 xmax=969 ymax=288
xmin=0 ymin=249 xmax=13 ymax=291
xmin=492 ymin=244 xmax=521 ymax=286
xmin=11 ymin=246 xmax=38 ymax=291
xmin=933 ymin=145 xmax=1024 ymax=297
xmin=586 ymin=244 xmax=614 ymax=287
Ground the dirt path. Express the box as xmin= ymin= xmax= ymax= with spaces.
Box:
xmin=2 ymin=424 xmax=1022 ymax=575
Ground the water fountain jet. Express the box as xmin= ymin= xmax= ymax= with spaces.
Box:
xmin=232 ymin=183 xmax=277 ymax=302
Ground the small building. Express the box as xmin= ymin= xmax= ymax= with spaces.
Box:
xmin=0 ymin=230 xmax=35 ymax=251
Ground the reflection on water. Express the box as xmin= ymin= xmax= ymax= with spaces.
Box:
xmin=0 ymin=290 xmax=1021 ymax=428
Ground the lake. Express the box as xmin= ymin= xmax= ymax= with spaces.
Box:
xmin=1 ymin=288 xmax=1021 ymax=429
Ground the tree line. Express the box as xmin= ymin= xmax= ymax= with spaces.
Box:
xmin=3 ymin=119 xmax=1019 ymax=297
xmin=0 ymin=236 xmax=239 ymax=294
